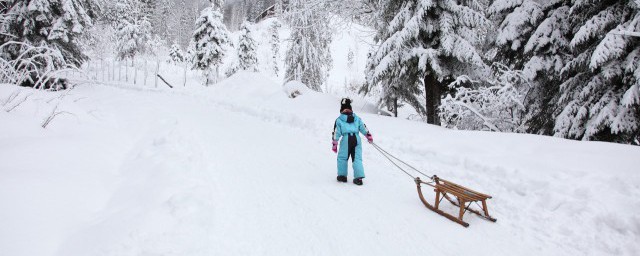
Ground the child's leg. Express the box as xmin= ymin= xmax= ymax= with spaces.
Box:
xmin=337 ymin=139 xmax=349 ymax=176
xmin=353 ymin=143 xmax=365 ymax=179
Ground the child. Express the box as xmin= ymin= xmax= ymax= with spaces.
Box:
xmin=331 ymin=98 xmax=373 ymax=185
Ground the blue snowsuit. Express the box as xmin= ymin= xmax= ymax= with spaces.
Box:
xmin=333 ymin=112 xmax=370 ymax=179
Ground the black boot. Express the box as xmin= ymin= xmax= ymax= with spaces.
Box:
xmin=353 ymin=178 xmax=363 ymax=186
xmin=337 ymin=175 xmax=347 ymax=182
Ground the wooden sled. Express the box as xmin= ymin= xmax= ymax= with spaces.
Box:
xmin=415 ymin=175 xmax=496 ymax=227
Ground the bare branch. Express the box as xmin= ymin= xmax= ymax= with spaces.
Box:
xmin=1 ymin=89 xmax=21 ymax=107
xmin=5 ymin=92 xmax=33 ymax=113
xmin=41 ymin=103 xmax=75 ymax=129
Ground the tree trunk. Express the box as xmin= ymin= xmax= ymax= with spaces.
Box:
xmin=425 ymin=73 xmax=441 ymax=124
xmin=393 ymin=97 xmax=398 ymax=117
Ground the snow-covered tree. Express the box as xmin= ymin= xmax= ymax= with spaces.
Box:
xmin=116 ymin=16 xmax=152 ymax=60
xmin=169 ymin=43 xmax=184 ymax=63
xmin=364 ymin=0 xmax=491 ymax=122
xmin=237 ymin=21 xmax=258 ymax=72
xmin=269 ymin=20 xmax=281 ymax=76
xmin=283 ymin=0 xmax=333 ymax=92
xmin=212 ymin=0 xmax=224 ymax=12
xmin=191 ymin=2 xmax=230 ymax=85
xmin=440 ymin=63 xmax=530 ymax=132
xmin=185 ymin=41 xmax=196 ymax=65
xmin=148 ymin=34 xmax=167 ymax=57
xmin=510 ymin=1 xmax=573 ymax=135
xmin=0 ymin=0 xmax=97 ymax=67
xmin=553 ymin=0 xmax=640 ymax=143
xmin=152 ymin=0 xmax=176 ymax=39
xmin=487 ymin=0 xmax=544 ymax=68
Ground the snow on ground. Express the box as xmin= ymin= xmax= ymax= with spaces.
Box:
xmin=1 ymin=71 xmax=639 ymax=256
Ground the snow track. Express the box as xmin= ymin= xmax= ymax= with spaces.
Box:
xmin=1 ymin=77 xmax=639 ymax=255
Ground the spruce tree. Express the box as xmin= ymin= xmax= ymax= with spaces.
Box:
xmin=191 ymin=2 xmax=230 ymax=85
xmin=169 ymin=43 xmax=184 ymax=63
xmin=116 ymin=16 xmax=152 ymax=61
xmin=237 ymin=21 xmax=258 ymax=72
xmin=517 ymin=0 xmax=573 ymax=134
xmin=284 ymin=0 xmax=333 ymax=92
xmin=487 ymin=0 xmax=544 ymax=68
xmin=152 ymin=0 xmax=176 ymax=39
xmin=364 ymin=0 xmax=490 ymax=122
xmin=0 ymin=0 xmax=98 ymax=67
xmin=554 ymin=0 xmax=640 ymax=143
xmin=269 ymin=20 xmax=281 ymax=76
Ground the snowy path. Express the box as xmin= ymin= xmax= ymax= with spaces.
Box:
xmin=1 ymin=76 xmax=639 ymax=255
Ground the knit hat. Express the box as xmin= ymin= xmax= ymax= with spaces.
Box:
xmin=340 ymin=98 xmax=352 ymax=113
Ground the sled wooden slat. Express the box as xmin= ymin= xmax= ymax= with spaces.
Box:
xmin=439 ymin=178 xmax=492 ymax=199
xmin=436 ymin=182 xmax=487 ymax=202
xmin=415 ymin=175 xmax=496 ymax=227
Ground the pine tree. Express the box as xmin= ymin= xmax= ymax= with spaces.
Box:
xmin=269 ymin=20 xmax=281 ymax=76
xmin=152 ymin=0 xmax=175 ymax=39
xmin=139 ymin=0 xmax=156 ymax=18
xmin=191 ymin=2 xmax=230 ymax=85
xmin=364 ymin=0 xmax=490 ymax=122
xmin=0 ymin=0 xmax=98 ymax=67
xmin=284 ymin=0 xmax=333 ymax=92
xmin=169 ymin=43 xmax=184 ymax=63
xmin=212 ymin=0 xmax=224 ymax=12
xmin=116 ymin=16 xmax=152 ymax=60
xmin=487 ymin=0 xmax=544 ymax=68
xmin=553 ymin=0 xmax=640 ymax=143
xmin=507 ymin=0 xmax=573 ymax=134
xmin=237 ymin=21 xmax=258 ymax=71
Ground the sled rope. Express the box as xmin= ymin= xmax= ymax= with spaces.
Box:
xmin=370 ymin=142 xmax=434 ymax=180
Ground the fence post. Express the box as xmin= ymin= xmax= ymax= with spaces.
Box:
xmin=155 ymin=60 xmax=159 ymax=88
xmin=118 ymin=61 xmax=122 ymax=81
xmin=110 ymin=60 xmax=114 ymax=81
xmin=101 ymin=59 xmax=105 ymax=81
xmin=144 ymin=59 xmax=148 ymax=86
xmin=133 ymin=58 xmax=137 ymax=85
xmin=183 ymin=61 xmax=187 ymax=87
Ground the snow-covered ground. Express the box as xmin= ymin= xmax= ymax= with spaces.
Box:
xmin=1 ymin=71 xmax=639 ymax=256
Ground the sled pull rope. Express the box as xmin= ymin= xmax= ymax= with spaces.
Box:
xmin=370 ymin=142 xmax=434 ymax=180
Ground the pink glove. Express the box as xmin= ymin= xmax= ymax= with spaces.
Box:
xmin=332 ymin=140 xmax=338 ymax=153
xmin=366 ymin=133 xmax=373 ymax=143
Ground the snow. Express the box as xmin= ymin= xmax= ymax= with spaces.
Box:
xmin=1 ymin=69 xmax=640 ymax=256
xmin=2 ymin=8 xmax=640 ymax=256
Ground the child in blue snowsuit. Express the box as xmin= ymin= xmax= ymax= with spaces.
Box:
xmin=332 ymin=98 xmax=373 ymax=186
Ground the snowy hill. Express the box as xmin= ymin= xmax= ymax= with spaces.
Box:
xmin=1 ymin=71 xmax=639 ymax=255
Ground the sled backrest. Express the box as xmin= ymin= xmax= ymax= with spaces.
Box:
xmin=435 ymin=178 xmax=492 ymax=202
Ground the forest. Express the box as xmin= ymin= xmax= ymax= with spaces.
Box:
xmin=1 ymin=0 xmax=639 ymax=144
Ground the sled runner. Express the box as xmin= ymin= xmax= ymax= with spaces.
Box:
xmin=415 ymin=175 xmax=496 ymax=227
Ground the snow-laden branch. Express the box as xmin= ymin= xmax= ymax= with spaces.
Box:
xmin=610 ymin=30 xmax=640 ymax=37
xmin=0 ymin=40 xmax=78 ymax=89
xmin=439 ymin=63 xmax=529 ymax=132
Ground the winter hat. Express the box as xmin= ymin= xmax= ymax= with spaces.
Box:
xmin=340 ymin=98 xmax=352 ymax=113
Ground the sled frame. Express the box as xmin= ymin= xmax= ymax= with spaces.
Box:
xmin=415 ymin=175 xmax=496 ymax=227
